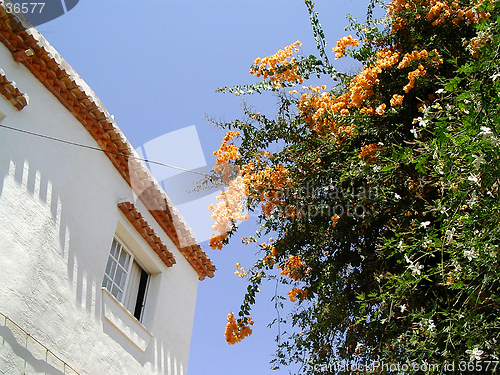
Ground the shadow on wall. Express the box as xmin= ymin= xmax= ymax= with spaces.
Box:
xmin=0 ymin=134 xmax=179 ymax=373
xmin=0 ymin=314 xmax=78 ymax=375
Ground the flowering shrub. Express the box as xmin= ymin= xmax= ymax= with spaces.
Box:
xmin=208 ymin=0 xmax=500 ymax=372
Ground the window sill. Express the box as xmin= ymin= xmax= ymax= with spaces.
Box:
xmin=102 ymin=287 xmax=153 ymax=352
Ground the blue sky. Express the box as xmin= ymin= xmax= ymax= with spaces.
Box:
xmin=40 ymin=1 xmax=379 ymax=373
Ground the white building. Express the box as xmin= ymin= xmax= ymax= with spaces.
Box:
xmin=0 ymin=6 xmax=214 ymax=375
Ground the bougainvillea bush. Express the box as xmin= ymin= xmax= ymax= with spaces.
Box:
xmin=206 ymin=0 xmax=500 ymax=373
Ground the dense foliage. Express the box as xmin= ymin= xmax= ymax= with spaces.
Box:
xmin=207 ymin=0 xmax=500 ymax=373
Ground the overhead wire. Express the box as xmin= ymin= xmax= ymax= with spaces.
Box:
xmin=0 ymin=123 xmax=210 ymax=177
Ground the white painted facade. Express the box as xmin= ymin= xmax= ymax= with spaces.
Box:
xmin=0 ymin=12 xmax=208 ymax=375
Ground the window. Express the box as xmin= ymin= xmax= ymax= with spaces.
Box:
xmin=102 ymin=237 xmax=150 ymax=322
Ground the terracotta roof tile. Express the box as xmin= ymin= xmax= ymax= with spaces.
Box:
xmin=0 ymin=68 xmax=28 ymax=110
xmin=118 ymin=201 xmax=175 ymax=267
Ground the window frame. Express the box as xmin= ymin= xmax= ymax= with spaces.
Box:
xmin=102 ymin=236 xmax=151 ymax=323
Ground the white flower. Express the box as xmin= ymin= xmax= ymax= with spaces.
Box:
xmin=421 ymin=104 xmax=430 ymax=116
xmin=468 ymin=191 xmax=478 ymax=207
xmin=492 ymin=72 xmax=500 ymax=81
xmin=472 ymin=154 xmax=485 ymax=170
xmin=436 ymin=88 xmax=445 ymax=94
xmin=453 ymin=261 xmax=463 ymax=272
xmin=422 ymin=238 xmax=432 ymax=248
xmin=468 ymin=174 xmax=480 ymax=185
xmin=405 ymin=254 xmax=423 ymax=275
xmin=394 ymin=193 xmax=401 ymax=200
xmin=413 ymin=117 xmax=429 ymax=127
xmin=355 ymin=342 xmax=364 ymax=352
xmin=408 ymin=262 xmax=424 ymax=276
xmin=464 ymin=249 xmax=479 ymax=261
xmin=420 ymin=221 xmax=431 ymax=229
xmin=479 ymin=126 xmax=493 ymax=141
xmin=420 ymin=318 xmax=435 ymax=336
xmin=399 ymin=305 xmax=407 ymax=313
xmin=410 ymin=127 xmax=419 ymax=138
xmin=466 ymin=347 xmax=484 ymax=361
xmin=428 ymin=319 xmax=436 ymax=332
xmin=445 ymin=227 xmax=455 ymax=244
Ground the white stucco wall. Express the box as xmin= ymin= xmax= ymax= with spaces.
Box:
xmin=0 ymin=37 xmax=199 ymax=375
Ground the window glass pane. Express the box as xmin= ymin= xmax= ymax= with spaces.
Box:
xmin=108 ymin=259 xmax=117 ymax=279
xmin=110 ymin=238 xmax=119 ymax=258
xmin=115 ymin=267 xmax=126 ymax=289
xmin=111 ymin=284 xmax=122 ymax=301
xmin=123 ymin=261 xmax=141 ymax=313
xmin=104 ymin=257 xmax=114 ymax=276
xmin=118 ymin=248 xmax=129 ymax=268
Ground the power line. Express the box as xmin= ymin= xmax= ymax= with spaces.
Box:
xmin=0 ymin=123 xmax=209 ymax=177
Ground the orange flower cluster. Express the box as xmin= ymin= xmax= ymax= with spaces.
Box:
xmin=209 ymin=233 xmax=227 ymax=250
xmin=388 ymin=0 xmax=493 ymax=30
xmin=208 ymin=131 xmax=255 ymax=250
xmin=208 ymin=174 xmax=250 ymax=249
xmin=398 ymin=49 xmax=429 ymax=69
xmin=387 ymin=0 xmax=406 ymax=16
xmin=332 ymin=35 xmax=360 ymax=59
xmin=360 ymin=107 xmax=376 ymax=115
xmin=234 ymin=262 xmax=247 ymax=277
xmin=213 ymin=131 xmax=240 ymax=165
xmin=210 ymin=144 xmax=293 ymax=249
xmin=250 ymin=41 xmax=304 ymax=87
xmin=461 ymin=1 xmax=493 ymax=24
xmin=404 ymin=64 xmax=427 ymax=93
xmin=396 ymin=49 xmax=441 ymax=93
xmin=426 ymin=0 xmax=492 ymax=26
xmin=374 ymin=48 xmax=401 ymax=70
xmin=467 ymin=31 xmax=491 ymax=58
xmin=331 ymin=214 xmax=341 ymax=228
xmin=278 ymin=255 xmax=305 ymax=280
xmin=342 ymin=49 xmax=399 ymax=108
xmin=390 ymin=94 xmax=405 ymax=107
xmin=375 ymin=103 xmax=387 ymax=116
xmin=288 ymin=287 xmax=308 ymax=302
xmin=241 ymin=162 xmax=290 ymax=217
xmin=298 ymin=49 xmax=400 ymax=133
xmin=358 ymin=143 xmax=383 ymax=164
xmin=427 ymin=1 xmax=463 ymax=26
xmin=210 ymin=146 xmax=293 ymax=250
xmin=225 ymin=312 xmax=254 ymax=345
